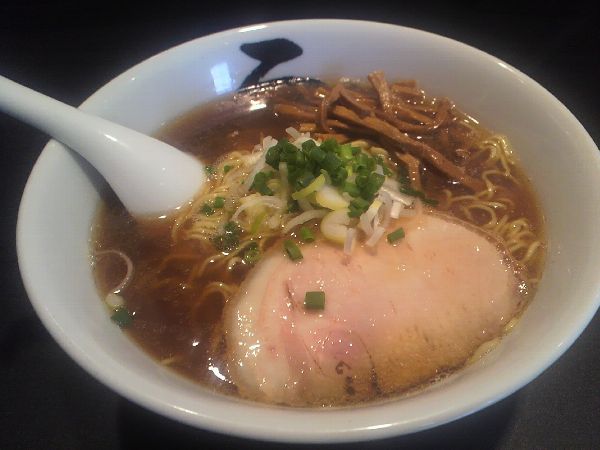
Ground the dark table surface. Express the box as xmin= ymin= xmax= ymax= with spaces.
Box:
xmin=1 ymin=1 xmax=598 ymax=449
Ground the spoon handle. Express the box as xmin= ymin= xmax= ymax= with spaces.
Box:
xmin=0 ymin=75 xmax=204 ymax=215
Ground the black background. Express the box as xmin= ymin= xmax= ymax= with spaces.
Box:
xmin=1 ymin=1 xmax=598 ymax=449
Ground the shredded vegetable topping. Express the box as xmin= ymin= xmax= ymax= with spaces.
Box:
xmin=247 ymin=129 xmax=424 ymax=249
xmin=188 ymin=128 xmax=430 ymax=257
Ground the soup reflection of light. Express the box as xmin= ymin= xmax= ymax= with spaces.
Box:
xmin=210 ymin=62 xmax=233 ymax=95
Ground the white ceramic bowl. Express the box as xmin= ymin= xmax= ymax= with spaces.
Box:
xmin=16 ymin=20 xmax=600 ymax=443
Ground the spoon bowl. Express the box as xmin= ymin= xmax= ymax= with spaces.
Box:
xmin=0 ymin=75 xmax=205 ymax=215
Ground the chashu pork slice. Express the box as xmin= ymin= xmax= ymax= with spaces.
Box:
xmin=225 ymin=213 xmax=525 ymax=406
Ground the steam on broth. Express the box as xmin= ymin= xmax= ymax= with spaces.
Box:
xmin=92 ymin=72 xmax=545 ymax=406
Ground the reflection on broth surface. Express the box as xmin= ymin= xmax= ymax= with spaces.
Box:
xmin=92 ymin=73 xmax=545 ymax=406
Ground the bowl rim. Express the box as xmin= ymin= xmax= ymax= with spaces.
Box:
xmin=16 ymin=18 xmax=600 ymax=443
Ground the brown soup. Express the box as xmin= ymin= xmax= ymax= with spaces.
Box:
xmin=92 ymin=77 xmax=545 ymax=404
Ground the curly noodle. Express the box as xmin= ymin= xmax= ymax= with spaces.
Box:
xmin=438 ymin=134 xmax=543 ymax=274
xmin=160 ymin=87 xmax=544 ymax=335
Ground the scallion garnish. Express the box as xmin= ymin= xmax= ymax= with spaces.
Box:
xmin=111 ymin=307 xmax=133 ymax=328
xmin=292 ymin=173 xmax=325 ymax=200
xmin=223 ymin=164 xmax=233 ymax=173
xmin=200 ymin=203 xmax=215 ymax=216
xmin=213 ymin=196 xmax=225 ymax=208
xmin=363 ymin=172 xmax=385 ymax=198
xmin=242 ymin=242 xmax=260 ymax=265
xmin=348 ymin=197 xmax=371 ymax=217
xmin=337 ymin=144 xmax=355 ymax=161
xmin=262 ymin=137 xmax=395 ymax=206
xmin=284 ymin=239 xmax=303 ymax=261
xmin=295 ymin=171 xmax=316 ymax=189
xmin=219 ymin=132 xmax=442 ymax=253
xmin=330 ymin=166 xmax=348 ymax=186
xmin=387 ymin=227 xmax=405 ymax=244
xmin=342 ymin=181 xmax=361 ymax=197
xmin=250 ymin=171 xmax=274 ymax=196
xmin=205 ymin=165 xmax=215 ymax=175
xmin=321 ymin=152 xmax=343 ymax=174
xmin=422 ymin=197 xmax=439 ymax=206
xmin=224 ymin=221 xmax=239 ymax=233
xmin=212 ymin=221 xmax=241 ymax=252
xmin=300 ymin=226 xmax=315 ymax=243
xmin=398 ymin=186 xmax=439 ymax=206
xmin=304 ymin=291 xmax=325 ymax=310
xmin=250 ymin=212 xmax=266 ymax=235
xmin=375 ymin=156 xmax=393 ymax=176
xmin=308 ymin=145 xmax=326 ymax=163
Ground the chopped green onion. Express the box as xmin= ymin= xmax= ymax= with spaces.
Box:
xmin=304 ymin=291 xmax=325 ymax=310
xmin=212 ymin=234 xmax=239 ymax=252
xmin=213 ymin=196 xmax=225 ymax=208
xmin=223 ymin=165 xmax=233 ymax=174
xmin=353 ymin=152 xmax=374 ymax=172
xmin=247 ymin=138 xmax=424 ymax=241
xmin=301 ymin=139 xmax=318 ymax=153
xmin=292 ymin=173 xmax=325 ymax=200
xmin=319 ymin=138 xmax=338 ymax=153
xmin=363 ymin=172 xmax=385 ymax=198
xmin=322 ymin=152 xmax=342 ymax=173
xmin=250 ymin=212 xmax=266 ymax=235
xmin=200 ymin=203 xmax=215 ymax=216
xmin=337 ymin=144 xmax=354 ymax=161
xmin=284 ymin=239 xmax=303 ymax=261
xmin=348 ymin=197 xmax=371 ymax=217
xmin=300 ymin=226 xmax=315 ymax=243
xmin=355 ymin=171 xmax=369 ymax=189
xmin=308 ymin=146 xmax=326 ymax=163
xmin=375 ymin=156 xmax=393 ymax=176
xmin=295 ymin=171 xmax=316 ymax=189
xmin=243 ymin=242 xmax=260 ymax=265
xmin=205 ymin=165 xmax=215 ymax=175
xmin=398 ymin=186 xmax=439 ymax=206
xmin=398 ymin=185 xmax=421 ymax=197
xmin=224 ymin=221 xmax=240 ymax=233
xmin=387 ymin=227 xmax=405 ymax=244
xmin=342 ymin=181 xmax=361 ymax=197
xmin=422 ymin=197 xmax=439 ymax=206
xmin=250 ymin=171 xmax=274 ymax=196
xmin=265 ymin=143 xmax=282 ymax=168
xmin=319 ymin=168 xmax=332 ymax=185
xmin=212 ymin=221 xmax=241 ymax=252
xmin=394 ymin=164 xmax=439 ymax=205
xmin=330 ymin=166 xmax=348 ymax=186
xmin=111 ymin=307 xmax=133 ymax=328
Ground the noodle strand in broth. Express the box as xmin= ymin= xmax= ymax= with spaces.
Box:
xmin=92 ymin=72 xmax=545 ymax=406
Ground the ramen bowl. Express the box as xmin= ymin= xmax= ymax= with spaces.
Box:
xmin=16 ymin=19 xmax=600 ymax=442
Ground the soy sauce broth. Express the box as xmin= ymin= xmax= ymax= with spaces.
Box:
xmin=92 ymin=82 xmax=545 ymax=400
